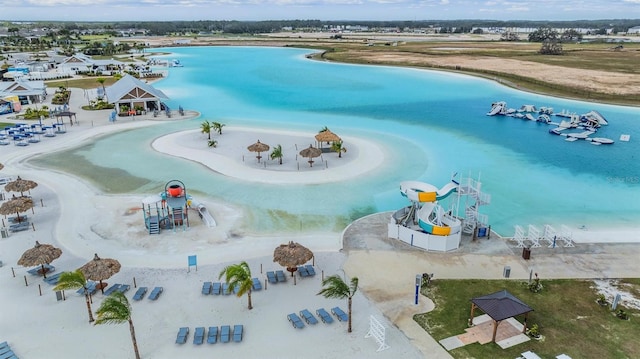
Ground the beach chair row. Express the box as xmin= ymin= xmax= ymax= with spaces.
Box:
xmin=0 ymin=341 xmax=18 ymax=359
xmin=176 ymin=325 xmax=244 ymax=345
xmin=202 ymin=278 xmax=263 ymax=295
xmin=266 ymin=270 xmax=287 ymax=284
xmin=297 ymin=264 xmax=316 ymax=278
xmin=287 ymin=307 xmax=347 ymax=329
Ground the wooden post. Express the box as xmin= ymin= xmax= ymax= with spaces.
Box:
xmin=63 ymin=290 xmax=66 ymax=301
xmin=321 ymin=270 xmax=324 ymax=281
xmin=11 ymin=267 xmax=15 ymax=277
xmin=264 ymin=278 xmax=267 ymax=291
xmin=31 ymin=223 xmax=35 ymax=231
xmin=522 ymin=313 xmax=529 ymax=333
xmin=468 ymin=303 xmax=475 ymax=326
xmin=294 ymin=275 xmax=297 ymax=286
xmin=260 ymin=263 xmax=263 ymax=274
xmin=38 ymin=284 xmax=42 ymax=296
xmin=133 ymin=277 xmax=137 ymax=288
xmin=24 ymin=275 xmax=28 ymax=286
xmin=492 ymin=320 xmax=499 ymax=342
xmin=41 ymin=198 xmax=44 ymax=207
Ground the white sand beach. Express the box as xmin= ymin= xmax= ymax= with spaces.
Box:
xmin=2 ymin=87 xmax=640 ymax=359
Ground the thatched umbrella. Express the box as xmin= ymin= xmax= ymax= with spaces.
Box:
xmin=0 ymin=163 xmax=4 ymax=171
xmin=273 ymin=241 xmax=314 ymax=276
xmin=0 ymin=195 xmax=34 ymax=223
xmin=247 ymin=140 xmax=270 ymax=163
xmin=18 ymin=241 xmax=62 ymax=278
xmin=79 ymin=253 xmax=121 ymax=294
xmin=299 ymin=145 xmax=322 ymax=167
xmin=315 ymin=129 xmax=341 ymax=148
xmin=4 ymin=176 xmax=38 ymax=196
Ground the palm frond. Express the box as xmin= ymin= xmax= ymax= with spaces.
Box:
xmin=53 ymin=270 xmax=86 ymax=291
xmin=95 ymin=291 xmax=131 ymax=325
xmin=317 ymin=275 xmax=350 ymax=299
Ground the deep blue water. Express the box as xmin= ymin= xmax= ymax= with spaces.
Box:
xmin=70 ymin=46 xmax=640 ymax=235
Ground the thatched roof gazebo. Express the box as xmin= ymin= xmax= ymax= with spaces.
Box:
xmin=273 ymin=241 xmax=314 ymax=276
xmin=299 ymin=145 xmax=322 ymax=167
xmin=18 ymin=241 xmax=62 ymax=278
xmin=315 ymin=129 xmax=341 ymax=149
xmin=79 ymin=253 xmax=122 ymax=294
xmin=247 ymin=140 xmax=270 ymax=163
xmin=4 ymin=176 xmax=38 ymax=196
xmin=469 ymin=289 xmax=534 ymax=342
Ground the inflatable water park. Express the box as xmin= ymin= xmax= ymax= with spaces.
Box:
xmin=486 ymin=102 xmax=621 ymax=145
xmin=388 ymin=174 xmax=490 ymax=252
xmin=141 ymin=180 xmax=216 ymax=234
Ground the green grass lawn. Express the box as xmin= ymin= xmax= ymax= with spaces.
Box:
xmin=415 ymin=278 xmax=640 ymax=359
xmin=46 ymin=77 xmax=119 ymax=90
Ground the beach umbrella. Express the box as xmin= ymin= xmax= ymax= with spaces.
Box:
xmin=18 ymin=241 xmax=62 ymax=278
xmin=315 ymin=129 xmax=341 ymax=148
xmin=0 ymin=195 xmax=34 ymax=223
xmin=299 ymin=145 xmax=322 ymax=167
xmin=79 ymin=253 xmax=122 ymax=294
xmin=4 ymin=176 xmax=38 ymax=196
xmin=273 ymin=241 xmax=314 ymax=276
xmin=247 ymin=140 xmax=270 ymax=163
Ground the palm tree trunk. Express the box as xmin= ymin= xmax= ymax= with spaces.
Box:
xmin=247 ymin=290 xmax=253 ymax=310
xmin=85 ymin=293 xmax=95 ymax=322
xmin=347 ymin=297 xmax=353 ymax=333
xmin=128 ymin=318 xmax=141 ymax=359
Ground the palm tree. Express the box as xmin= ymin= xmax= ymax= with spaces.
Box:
xmin=200 ymin=120 xmax=212 ymax=140
xmin=96 ymin=77 xmax=107 ymax=100
xmin=331 ymin=141 xmax=347 ymax=158
xmin=218 ymin=261 xmax=254 ymax=310
xmin=53 ymin=270 xmax=95 ymax=323
xmin=95 ymin=291 xmax=141 ymax=359
xmin=270 ymin=144 xmax=283 ymax=165
xmin=318 ymin=274 xmax=359 ymax=333
xmin=318 ymin=126 xmax=329 ymax=133
xmin=212 ymin=121 xmax=225 ymax=135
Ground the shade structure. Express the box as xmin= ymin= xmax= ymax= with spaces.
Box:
xmin=18 ymin=241 xmax=62 ymax=278
xmin=315 ymin=129 xmax=341 ymax=146
xmin=299 ymin=145 xmax=322 ymax=167
xmin=4 ymin=176 xmax=38 ymax=196
xmin=79 ymin=253 xmax=121 ymax=294
xmin=273 ymin=241 xmax=314 ymax=275
xmin=0 ymin=195 xmax=34 ymax=223
xmin=0 ymin=163 xmax=4 ymax=171
xmin=247 ymin=140 xmax=270 ymax=163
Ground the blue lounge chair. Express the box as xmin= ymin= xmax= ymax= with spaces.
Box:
xmin=222 ymin=283 xmax=231 ymax=295
xmin=43 ymin=272 xmax=62 ymax=285
xmin=220 ymin=325 xmax=231 ymax=343
xmin=252 ymin=277 xmax=262 ymax=291
xmin=77 ymin=281 xmax=97 ymax=295
xmin=118 ymin=284 xmax=130 ymax=294
xmin=305 ymin=264 xmax=316 ymax=276
xmin=316 ymin=308 xmax=334 ymax=324
xmin=233 ymin=284 xmax=240 ymax=294
xmin=300 ymin=309 xmax=319 ymax=325
xmin=276 ymin=270 xmax=286 ymax=282
xmin=211 ymin=282 xmax=221 ymax=295
xmin=202 ymin=281 xmax=212 ymax=295
xmin=148 ymin=286 xmax=163 ymax=300
xmin=331 ymin=306 xmax=348 ymax=322
xmin=233 ymin=325 xmax=243 ymax=342
xmin=266 ymin=271 xmax=277 ymax=284
xmin=175 ymin=327 xmax=189 ymax=344
xmin=207 ymin=326 xmax=218 ymax=344
xmin=103 ymin=284 xmax=121 ymax=296
xmin=193 ymin=327 xmax=205 ymax=345
xmin=133 ymin=287 xmax=147 ymax=301
xmin=297 ymin=266 xmax=309 ymax=277
xmin=287 ymin=313 xmax=305 ymax=329
xmin=28 ymin=264 xmax=55 ymax=276
xmin=0 ymin=350 xmax=16 ymax=359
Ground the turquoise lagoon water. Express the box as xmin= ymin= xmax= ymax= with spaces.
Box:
xmin=50 ymin=47 xmax=640 ymax=235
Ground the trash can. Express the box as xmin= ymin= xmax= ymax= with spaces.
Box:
xmin=0 ymin=227 xmax=8 ymax=239
xmin=503 ymin=266 xmax=511 ymax=278
xmin=522 ymin=247 xmax=531 ymax=260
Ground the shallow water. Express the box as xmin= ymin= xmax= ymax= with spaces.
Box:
xmin=32 ymin=46 xmax=640 ymax=235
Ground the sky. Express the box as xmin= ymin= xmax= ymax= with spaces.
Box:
xmin=3 ymin=0 xmax=640 ymax=22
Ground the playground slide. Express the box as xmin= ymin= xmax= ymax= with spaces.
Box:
xmin=400 ymin=181 xmax=458 ymax=203
xmin=195 ymin=202 xmax=216 ymax=227
xmin=399 ymin=181 xmax=461 ymax=236
xmin=487 ymin=105 xmax=502 ymax=116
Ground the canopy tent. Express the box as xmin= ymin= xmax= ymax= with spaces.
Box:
xmin=469 ymin=289 xmax=534 ymax=342
xmin=55 ymin=111 xmax=77 ymax=125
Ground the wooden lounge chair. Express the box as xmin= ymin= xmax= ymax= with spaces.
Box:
xmin=300 ymin=309 xmax=319 ymax=325
xmin=233 ymin=325 xmax=243 ymax=342
xmin=287 ymin=313 xmax=305 ymax=329
xmin=133 ymin=287 xmax=147 ymax=301
xmin=252 ymin=277 xmax=262 ymax=291
xmin=305 ymin=264 xmax=316 ymax=276
xmin=220 ymin=325 xmax=231 ymax=343
xmin=193 ymin=327 xmax=205 ymax=345
xmin=316 ymin=308 xmax=334 ymax=324
xmin=148 ymin=286 xmax=163 ymax=300
xmin=266 ymin=271 xmax=277 ymax=284
xmin=211 ymin=282 xmax=221 ymax=295
xmin=202 ymin=281 xmax=212 ymax=295
xmin=276 ymin=270 xmax=286 ymax=282
xmin=331 ymin=306 xmax=348 ymax=322
xmin=175 ymin=327 xmax=189 ymax=344
xmin=207 ymin=326 xmax=219 ymax=344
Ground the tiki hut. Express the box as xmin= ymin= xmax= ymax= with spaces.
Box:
xmin=4 ymin=176 xmax=38 ymax=196
xmin=79 ymin=253 xmax=122 ymax=294
xmin=299 ymin=145 xmax=322 ymax=167
xmin=273 ymin=241 xmax=314 ymax=276
xmin=247 ymin=140 xmax=270 ymax=163
xmin=315 ymin=129 xmax=341 ymax=149
xmin=18 ymin=241 xmax=62 ymax=278
xmin=0 ymin=195 xmax=34 ymax=223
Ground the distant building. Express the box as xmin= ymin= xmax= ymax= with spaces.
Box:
xmin=628 ymin=26 xmax=640 ymax=35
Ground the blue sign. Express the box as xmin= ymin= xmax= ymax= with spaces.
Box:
xmin=188 ymin=255 xmax=197 ymax=266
